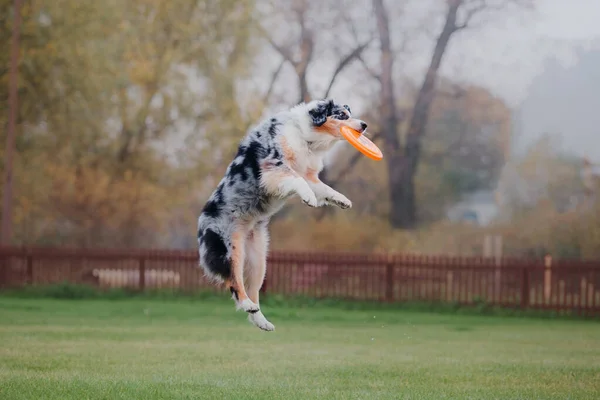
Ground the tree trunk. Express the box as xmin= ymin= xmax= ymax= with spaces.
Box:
xmin=298 ymin=69 xmax=311 ymax=103
xmin=373 ymin=0 xmax=405 ymax=228
xmin=381 ymin=0 xmax=461 ymax=228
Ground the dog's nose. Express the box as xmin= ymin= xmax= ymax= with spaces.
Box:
xmin=360 ymin=122 xmax=368 ymax=131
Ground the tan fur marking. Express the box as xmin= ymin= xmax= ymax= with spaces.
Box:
xmin=314 ymin=119 xmax=340 ymax=137
xmin=261 ymin=168 xmax=298 ymax=194
xmin=230 ymin=229 xmax=249 ymax=302
xmin=245 ymin=227 xmax=268 ymax=305
xmin=314 ymin=117 xmax=361 ymax=137
xmin=305 ymin=168 xmax=320 ymax=183
xmin=280 ymin=136 xmax=296 ymax=165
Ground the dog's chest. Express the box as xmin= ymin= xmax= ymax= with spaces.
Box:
xmin=282 ymin=135 xmax=323 ymax=175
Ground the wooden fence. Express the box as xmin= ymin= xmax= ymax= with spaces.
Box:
xmin=0 ymin=247 xmax=599 ymax=315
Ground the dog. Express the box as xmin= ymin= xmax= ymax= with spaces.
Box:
xmin=197 ymin=99 xmax=367 ymax=331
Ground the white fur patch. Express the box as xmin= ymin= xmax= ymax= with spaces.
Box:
xmin=278 ymin=177 xmax=317 ymax=206
xmin=236 ymin=298 xmax=260 ymax=313
xmin=248 ymin=311 xmax=275 ymax=331
xmin=295 ymin=180 xmax=318 ymax=207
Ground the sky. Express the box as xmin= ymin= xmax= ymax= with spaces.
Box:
xmin=447 ymin=0 xmax=600 ymax=106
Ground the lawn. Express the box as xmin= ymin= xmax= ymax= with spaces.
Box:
xmin=0 ymin=295 xmax=599 ymax=399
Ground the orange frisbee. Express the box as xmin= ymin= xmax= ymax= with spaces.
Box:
xmin=340 ymin=126 xmax=383 ymax=161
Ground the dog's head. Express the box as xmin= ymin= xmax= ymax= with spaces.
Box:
xmin=304 ymin=99 xmax=367 ymax=146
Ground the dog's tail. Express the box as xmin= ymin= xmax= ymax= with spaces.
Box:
xmin=198 ymin=228 xmax=232 ymax=282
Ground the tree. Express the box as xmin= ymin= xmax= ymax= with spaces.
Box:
xmin=0 ymin=0 xmax=261 ymax=247
xmin=416 ymin=83 xmax=510 ymax=221
xmin=369 ymin=0 xmax=531 ymax=228
xmin=324 ymin=81 xmax=511 ymax=222
xmin=258 ymin=0 xmax=374 ymax=105
xmin=255 ymin=0 xmax=375 ymax=220
xmin=497 ymin=134 xmax=582 ymax=216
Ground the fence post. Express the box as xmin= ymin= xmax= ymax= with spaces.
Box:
xmin=520 ymin=266 xmax=529 ymax=309
xmin=139 ymin=256 xmax=146 ymax=292
xmin=543 ymin=255 xmax=552 ymax=304
xmin=385 ymin=256 xmax=394 ymax=302
xmin=26 ymin=252 xmax=33 ymax=285
xmin=0 ymin=254 xmax=5 ymax=287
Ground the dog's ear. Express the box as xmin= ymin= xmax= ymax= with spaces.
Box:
xmin=343 ymin=105 xmax=351 ymax=114
xmin=308 ymin=99 xmax=334 ymax=126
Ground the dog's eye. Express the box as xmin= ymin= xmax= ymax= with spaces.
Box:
xmin=336 ymin=112 xmax=349 ymax=120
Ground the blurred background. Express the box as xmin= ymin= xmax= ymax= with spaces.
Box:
xmin=1 ymin=0 xmax=600 ymax=258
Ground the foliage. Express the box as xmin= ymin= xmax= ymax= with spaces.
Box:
xmin=1 ymin=0 xmax=596 ymax=260
xmin=270 ymin=212 xmax=417 ymax=252
xmin=0 ymin=0 xmax=259 ymax=247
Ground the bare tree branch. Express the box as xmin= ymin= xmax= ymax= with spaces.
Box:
xmin=262 ymin=58 xmax=286 ymax=104
xmin=356 ymin=53 xmax=381 ymax=82
xmin=454 ymin=0 xmax=486 ymax=30
xmin=454 ymin=0 xmax=531 ymax=31
xmin=342 ymin=7 xmax=381 ymax=82
xmin=295 ymin=1 xmax=314 ymax=102
xmin=261 ymin=31 xmax=297 ymax=66
xmin=323 ymin=38 xmax=374 ymax=98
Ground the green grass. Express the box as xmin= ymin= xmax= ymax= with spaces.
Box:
xmin=0 ymin=295 xmax=599 ymax=399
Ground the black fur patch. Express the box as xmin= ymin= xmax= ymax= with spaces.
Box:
xmin=230 ymin=286 xmax=239 ymax=300
xmin=228 ymin=141 xmax=265 ymax=182
xmin=256 ymin=192 xmax=271 ymax=214
xmin=202 ymin=229 xmax=231 ymax=278
xmin=214 ymin=183 xmax=225 ymax=201
xmin=202 ymin=200 xmax=220 ymax=218
xmin=202 ymin=185 xmax=225 ymax=218
xmin=229 ymin=147 xmax=249 ymax=181
xmin=244 ymin=140 xmax=265 ymax=180
xmin=268 ymin=118 xmax=281 ymax=138
xmin=309 ymin=99 xmax=334 ymax=126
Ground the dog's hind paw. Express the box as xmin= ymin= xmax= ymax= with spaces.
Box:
xmin=237 ymin=298 xmax=260 ymax=313
xmin=248 ymin=311 xmax=275 ymax=331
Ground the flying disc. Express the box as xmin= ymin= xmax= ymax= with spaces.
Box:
xmin=340 ymin=126 xmax=383 ymax=161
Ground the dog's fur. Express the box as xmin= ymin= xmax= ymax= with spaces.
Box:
xmin=197 ymin=99 xmax=367 ymax=331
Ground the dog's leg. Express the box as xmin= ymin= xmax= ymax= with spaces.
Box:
xmin=228 ymin=227 xmax=259 ymax=313
xmin=261 ymin=164 xmax=318 ymax=207
xmin=244 ymin=224 xmax=275 ymax=331
xmin=305 ymin=168 xmax=352 ymax=209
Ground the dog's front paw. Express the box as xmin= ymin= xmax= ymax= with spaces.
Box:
xmin=326 ymin=194 xmax=352 ymax=209
xmin=298 ymin=188 xmax=319 ymax=208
